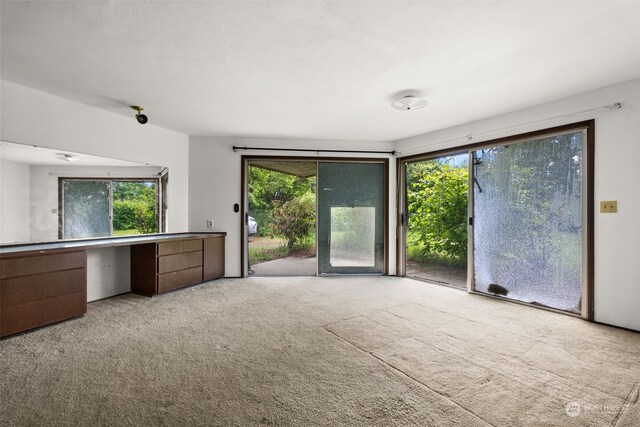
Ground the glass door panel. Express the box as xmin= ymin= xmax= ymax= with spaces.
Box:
xmin=330 ymin=206 xmax=376 ymax=267
xmin=473 ymin=130 xmax=584 ymax=313
xmin=246 ymin=161 xmax=317 ymax=276
xmin=63 ymin=180 xmax=111 ymax=239
xmin=318 ymin=162 xmax=385 ymax=274
xmin=405 ymin=154 xmax=468 ymax=289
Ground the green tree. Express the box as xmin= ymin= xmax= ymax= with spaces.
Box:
xmin=112 ymin=181 xmax=157 ymax=234
xmin=248 ymin=167 xmax=315 ymax=211
xmin=132 ymin=203 xmax=157 ymax=234
xmin=473 ymin=133 xmax=583 ymax=281
xmin=407 ymin=160 xmax=468 ymax=261
xmin=113 ymin=181 xmax=156 ymax=203
xmin=270 ymin=192 xmax=315 ymax=250
xmin=248 ymin=166 xmax=315 ymax=237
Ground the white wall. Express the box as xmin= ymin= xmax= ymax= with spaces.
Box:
xmin=86 ymin=247 xmax=131 ymax=302
xmin=28 ymin=165 xmax=162 ymax=242
xmin=395 ymin=78 xmax=640 ymax=331
xmin=189 ymin=136 xmax=396 ymax=277
xmin=0 ymin=159 xmax=30 ymax=243
xmin=0 ymin=80 xmax=189 ymax=233
xmin=1 ymin=80 xmax=189 ymax=301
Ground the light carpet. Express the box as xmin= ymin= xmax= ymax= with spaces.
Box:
xmin=1 ymin=276 xmax=638 ymax=426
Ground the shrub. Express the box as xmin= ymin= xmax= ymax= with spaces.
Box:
xmin=113 ymin=199 xmax=156 ymax=234
xmin=270 ymin=192 xmax=315 ymax=250
xmin=407 ymin=161 xmax=468 ymax=261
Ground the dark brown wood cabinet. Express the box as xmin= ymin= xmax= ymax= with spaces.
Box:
xmin=131 ymin=235 xmax=225 ymax=296
xmin=203 ymin=235 xmax=225 ymax=281
xmin=0 ymin=250 xmax=87 ymax=337
xmin=0 ymin=232 xmax=225 ymax=337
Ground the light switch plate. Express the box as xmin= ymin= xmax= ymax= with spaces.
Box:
xmin=600 ymin=201 xmax=617 ymax=213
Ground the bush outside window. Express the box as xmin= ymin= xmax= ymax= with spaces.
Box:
xmin=61 ymin=178 xmax=159 ymax=239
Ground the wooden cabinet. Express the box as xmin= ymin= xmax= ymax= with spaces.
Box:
xmin=0 ymin=232 xmax=225 ymax=337
xmin=203 ymin=235 xmax=225 ymax=281
xmin=0 ymin=250 xmax=87 ymax=337
xmin=131 ymin=235 xmax=225 ymax=296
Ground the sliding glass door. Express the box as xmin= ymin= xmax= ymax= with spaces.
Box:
xmin=317 ymin=162 xmax=385 ymax=274
xmin=404 ymin=154 xmax=468 ymax=289
xmin=473 ymin=130 xmax=585 ymax=313
xmin=399 ymin=122 xmax=592 ymax=316
xmin=242 ymin=158 xmax=387 ymax=276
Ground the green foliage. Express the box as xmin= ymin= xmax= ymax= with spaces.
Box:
xmin=248 ymin=166 xmax=316 ymax=237
xmin=293 ymin=233 xmax=315 ymax=252
xmin=248 ymin=167 xmax=315 ymax=211
xmin=250 ymin=209 xmax=271 ymax=237
xmin=113 ymin=200 xmax=157 ymax=234
xmin=406 ymin=232 xmax=466 ymax=267
xmin=113 ymin=199 xmax=139 ymax=230
xmin=113 ymin=181 xmax=156 ymax=202
xmin=474 ymin=133 xmax=583 ymax=278
xmin=330 ymin=207 xmax=375 ymax=252
xmin=132 ymin=203 xmax=157 ymax=234
xmin=270 ymin=192 xmax=316 ymax=250
xmin=249 ymin=244 xmax=289 ymax=265
xmin=407 ymin=160 xmax=468 ymax=262
xmin=112 ymin=181 xmax=157 ymax=235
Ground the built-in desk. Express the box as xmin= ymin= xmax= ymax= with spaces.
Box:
xmin=0 ymin=232 xmax=226 ymax=337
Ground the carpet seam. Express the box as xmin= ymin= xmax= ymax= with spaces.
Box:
xmin=410 ymin=302 xmax=547 ymax=342
xmin=612 ymin=381 xmax=640 ymax=426
xmin=388 ymin=309 xmax=634 ymax=403
xmin=322 ymin=326 xmax=497 ymax=427
xmin=365 ymin=312 xmax=416 ymax=335
xmin=431 ymin=330 xmax=632 ymax=404
xmin=321 ymin=315 xmax=369 ymax=329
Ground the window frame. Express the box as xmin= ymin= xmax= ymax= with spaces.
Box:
xmin=397 ymin=120 xmax=594 ymax=320
xmin=58 ymin=177 xmax=161 ymax=239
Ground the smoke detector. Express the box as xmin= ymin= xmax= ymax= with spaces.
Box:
xmin=391 ymin=91 xmax=427 ymax=111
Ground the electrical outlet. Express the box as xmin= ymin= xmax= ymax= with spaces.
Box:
xmin=600 ymin=201 xmax=617 ymax=213
xmin=206 ymin=219 xmax=214 ymax=228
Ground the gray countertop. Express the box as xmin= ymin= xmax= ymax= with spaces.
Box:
xmin=0 ymin=232 xmax=226 ymax=255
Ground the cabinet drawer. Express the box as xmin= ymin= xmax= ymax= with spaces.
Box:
xmin=157 ymin=240 xmax=202 ymax=256
xmin=1 ymin=268 xmax=86 ymax=306
xmin=1 ymin=291 xmax=86 ymax=337
xmin=157 ymin=266 xmax=203 ymax=293
xmin=1 ymin=251 xmax=86 ymax=279
xmin=158 ymin=251 xmax=202 ymax=274
xmin=203 ymin=236 xmax=225 ymax=281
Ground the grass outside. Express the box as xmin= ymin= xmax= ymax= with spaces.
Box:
xmin=114 ymin=229 xmax=141 ymax=236
xmin=406 ymin=244 xmax=466 ymax=268
xmin=249 ymin=234 xmax=315 ymax=265
xmin=249 ymin=236 xmax=287 ymax=265
xmin=406 ymin=231 xmax=467 ymax=289
xmin=249 ymin=245 xmax=289 ymax=264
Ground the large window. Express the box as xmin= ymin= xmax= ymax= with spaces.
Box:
xmin=472 ymin=130 xmax=585 ymax=313
xmin=398 ymin=121 xmax=593 ymax=318
xmin=60 ymin=178 xmax=159 ymax=239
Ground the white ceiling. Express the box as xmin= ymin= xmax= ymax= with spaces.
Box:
xmin=0 ymin=141 xmax=149 ymax=167
xmin=2 ymin=1 xmax=640 ymax=142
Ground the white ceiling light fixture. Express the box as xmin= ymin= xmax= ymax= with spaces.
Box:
xmin=391 ymin=91 xmax=428 ymax=111
xmin=57 ymin=153 xmax=79 ymax=162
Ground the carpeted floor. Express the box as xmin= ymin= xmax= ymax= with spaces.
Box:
xmin=1 ymin=276 xmax=638 ymax=426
